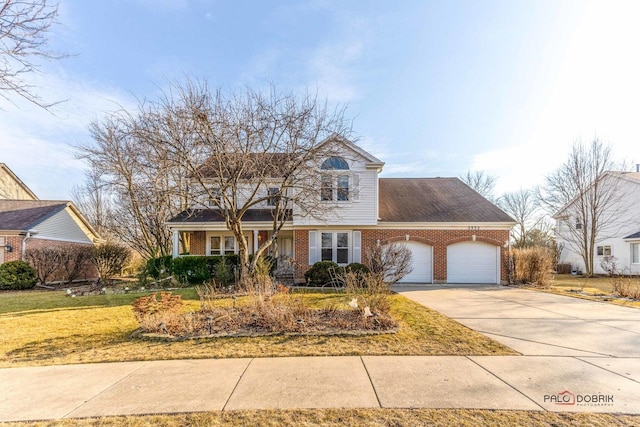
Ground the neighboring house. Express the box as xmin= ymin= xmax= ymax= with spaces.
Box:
xmin=167 ymin=138 xmax=515 ymax=284
xmin=0 ymin=163 xmax=38 ymax=201
xmin=555 ymin=170 xmax=640 ymax=275
xmin=0 ymin=164 xmax=101 ymax=281
xmin=0 ymin=200 xmax=101 ymax=268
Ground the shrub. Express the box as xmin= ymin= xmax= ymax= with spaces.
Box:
xmin=0 ymin=260 xmax=37 ymax=290
xmin=132 ymin=292 xmax=186 ymax=334
xmin=512 ymin=246 xmax=553 ymax=287
xmin=611 ymin=276 xmax=640 ymax=300
xmin=304 ymin=261 xmax=343 ymax=287
xmin=145 ymin=256 xmax=173 ymax=280
xmin=341 ymin=270 xmax=392 ymax=315
xmin=93 ymin=243 xmax=131 ymax=283
xmin=345 ymin=263 xmax=370 ymax=275
xmin=172 ymin=256 xmax=211 ymax=284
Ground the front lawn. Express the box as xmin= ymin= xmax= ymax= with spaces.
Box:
xmin=540 ymin=274 xmax=640 ymax=308
xmin=0 ymin=288 xmax=515 ymax=368
xmin=1 ymin=409 xmax=638 ymax=427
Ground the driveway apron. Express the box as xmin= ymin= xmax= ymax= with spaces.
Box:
xmin=393 ymin=284 xmax=640 ymax=357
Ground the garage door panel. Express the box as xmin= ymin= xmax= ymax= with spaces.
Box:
xmin=447 ymin=242 xmax=498 ymax=284
xmin=391 ymin=241 xmax=432 ymax=284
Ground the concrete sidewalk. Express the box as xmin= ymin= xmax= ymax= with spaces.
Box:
xmin=1 ymin=355 xmax=640 ymax=422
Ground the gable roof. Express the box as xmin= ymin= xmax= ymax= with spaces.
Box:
xmin=378 ymin=178 xmax=514 ymax=223
xmin=0 ymin=200 xmax=67 ymax=231
xmin=0 ymin=163 xmax=38 ymax=200
xmin=0 ymin=200 xmax=101 ymax=242
xmin=624 ymin=231 xmax=640 ymax=240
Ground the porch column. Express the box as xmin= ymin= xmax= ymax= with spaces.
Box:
xmin=172 ymin=230 xmax=180 ymax=258
xmin=253 ymin=230 xmax=259 ymax=254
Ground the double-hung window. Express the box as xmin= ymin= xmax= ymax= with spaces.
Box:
xmin=320 ymin=156 xmax=350 ymax=202
xmin=210 ymin=235 xmax=236 ymax=256
xmin=267 ymin=187 xmax=279 ymax=206
xmin=321 ymin=232 xmax=349 ymax=264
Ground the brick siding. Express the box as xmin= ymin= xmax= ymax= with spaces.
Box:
xmin=292 ymin=228 xmax=510 ymax=283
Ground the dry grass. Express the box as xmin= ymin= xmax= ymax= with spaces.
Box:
xmin=0 ymin=290 xmax=514 ymax=368
xmin=538 ymin=274 xmax=640 ymax=308
xmin=1 ymin=409 xmax=638 ymax=427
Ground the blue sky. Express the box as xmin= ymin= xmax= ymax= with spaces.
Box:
xmin=2 ymin=0 xmax=640 ymax=200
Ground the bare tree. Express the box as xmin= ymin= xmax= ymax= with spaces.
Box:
xmin=0 ymin=0 xmax=64 ymax=109
xmin=498 ymin=188 xmax=543 ymax=248
xmin=128 ymin=80 xmax=351 ymax=278
xmin=71 ymin=169 xmax=110 ymax=237
xmin=364 ymin=242 xmax=413 ymax=285
xmin=540 ymin=139 xmax=630 ymax=276
xmin=59 ymin=245 xmax=94 ymax=283
xmin=77 ymin=110 xmax=187 ymax=259
xmin=460 ymin=170 xmax=497 ymax=201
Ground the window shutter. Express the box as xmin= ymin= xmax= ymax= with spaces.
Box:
xmin=308 ymin=231 xmax=317 ymax=265
xmin=352 ymin=174 xmax=360 ymax=201
xmin=353 ymin=231 xmax=361 ymax=263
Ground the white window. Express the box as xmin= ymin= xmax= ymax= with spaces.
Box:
xmin=632 ymin=243 xmax=640 ymax=264
xmin=320 ymin=232 xmax=349 ymax=264
xmin=596 ymin=245 xmax=612 ymax=256
xmin=207 ymin=188 xmax=222 ymax=207
xmin=209 ymin=235 xmax=235 ymax=256
xmin=267 ymin=187 xmax=279 ymax=206
xmin=337 ymin=175 xmax=349 ymax=201
xmin=320 ymin=156 xmax=350 ymax=202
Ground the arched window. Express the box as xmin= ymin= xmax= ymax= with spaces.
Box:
xmin=321 ymin=156 xmax=349 ymax=170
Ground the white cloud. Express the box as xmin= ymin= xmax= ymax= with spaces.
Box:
xmin=0 ymin=67 xmax=137 ymax=200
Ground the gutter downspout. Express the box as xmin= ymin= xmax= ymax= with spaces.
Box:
xmin=21 ymin=229 xmax=38 ymax=260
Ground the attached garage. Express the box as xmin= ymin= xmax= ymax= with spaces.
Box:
xmin=393 ymin=241 xmax=433 ymax=283
xmin=447 ymin=241 xmax=499 ymax=284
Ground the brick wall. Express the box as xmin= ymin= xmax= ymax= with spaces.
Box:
xmin=0 ymin=236 xmax=99 ymax=282
xmin=293 ymin=229 xmax=309 ymax=281
xmin=191 ymin=231 xmax=206 ymax=255
xmin=361 ymin=229 xmax=510 ymax=283
xmin=291 ymin=228 xmax=510 ymax=283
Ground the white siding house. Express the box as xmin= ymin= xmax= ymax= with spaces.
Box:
xmin=556 ymin=171 xmax=640 ymax=275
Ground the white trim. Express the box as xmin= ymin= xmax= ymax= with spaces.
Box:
xmin=353 ymin=231 xmax=361 ymax=263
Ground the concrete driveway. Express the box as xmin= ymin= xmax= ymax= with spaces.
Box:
xmin=393 ymin=284 xmax=640 ymax=357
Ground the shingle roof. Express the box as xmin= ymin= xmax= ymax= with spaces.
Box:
xmin=625 ymin=231 xmax=640 ymax=240
xmin=378 ymin=178 xmax=514 ymax=223
xmin=168 ymin=208 xmax=292 ymax=223
xmin=0 ymin=200 xmax=68 ymax=231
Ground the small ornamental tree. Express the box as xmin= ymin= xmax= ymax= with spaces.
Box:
xmin=93 ymin=243 xmax=131 ymax=283
xmin=364 ymin=242 xmax=413 ymax=285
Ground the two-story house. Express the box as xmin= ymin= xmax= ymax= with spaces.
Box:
xmin=555 ymin=170 xmax=640 ymax=275
xmin=167 ymin=138 xmax=515 ymax=284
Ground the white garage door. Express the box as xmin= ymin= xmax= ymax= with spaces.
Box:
xmin=393 ymin=241 xmax=433 ymax=284
xmin=447 ymin=241 xmax=499 ymax=284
